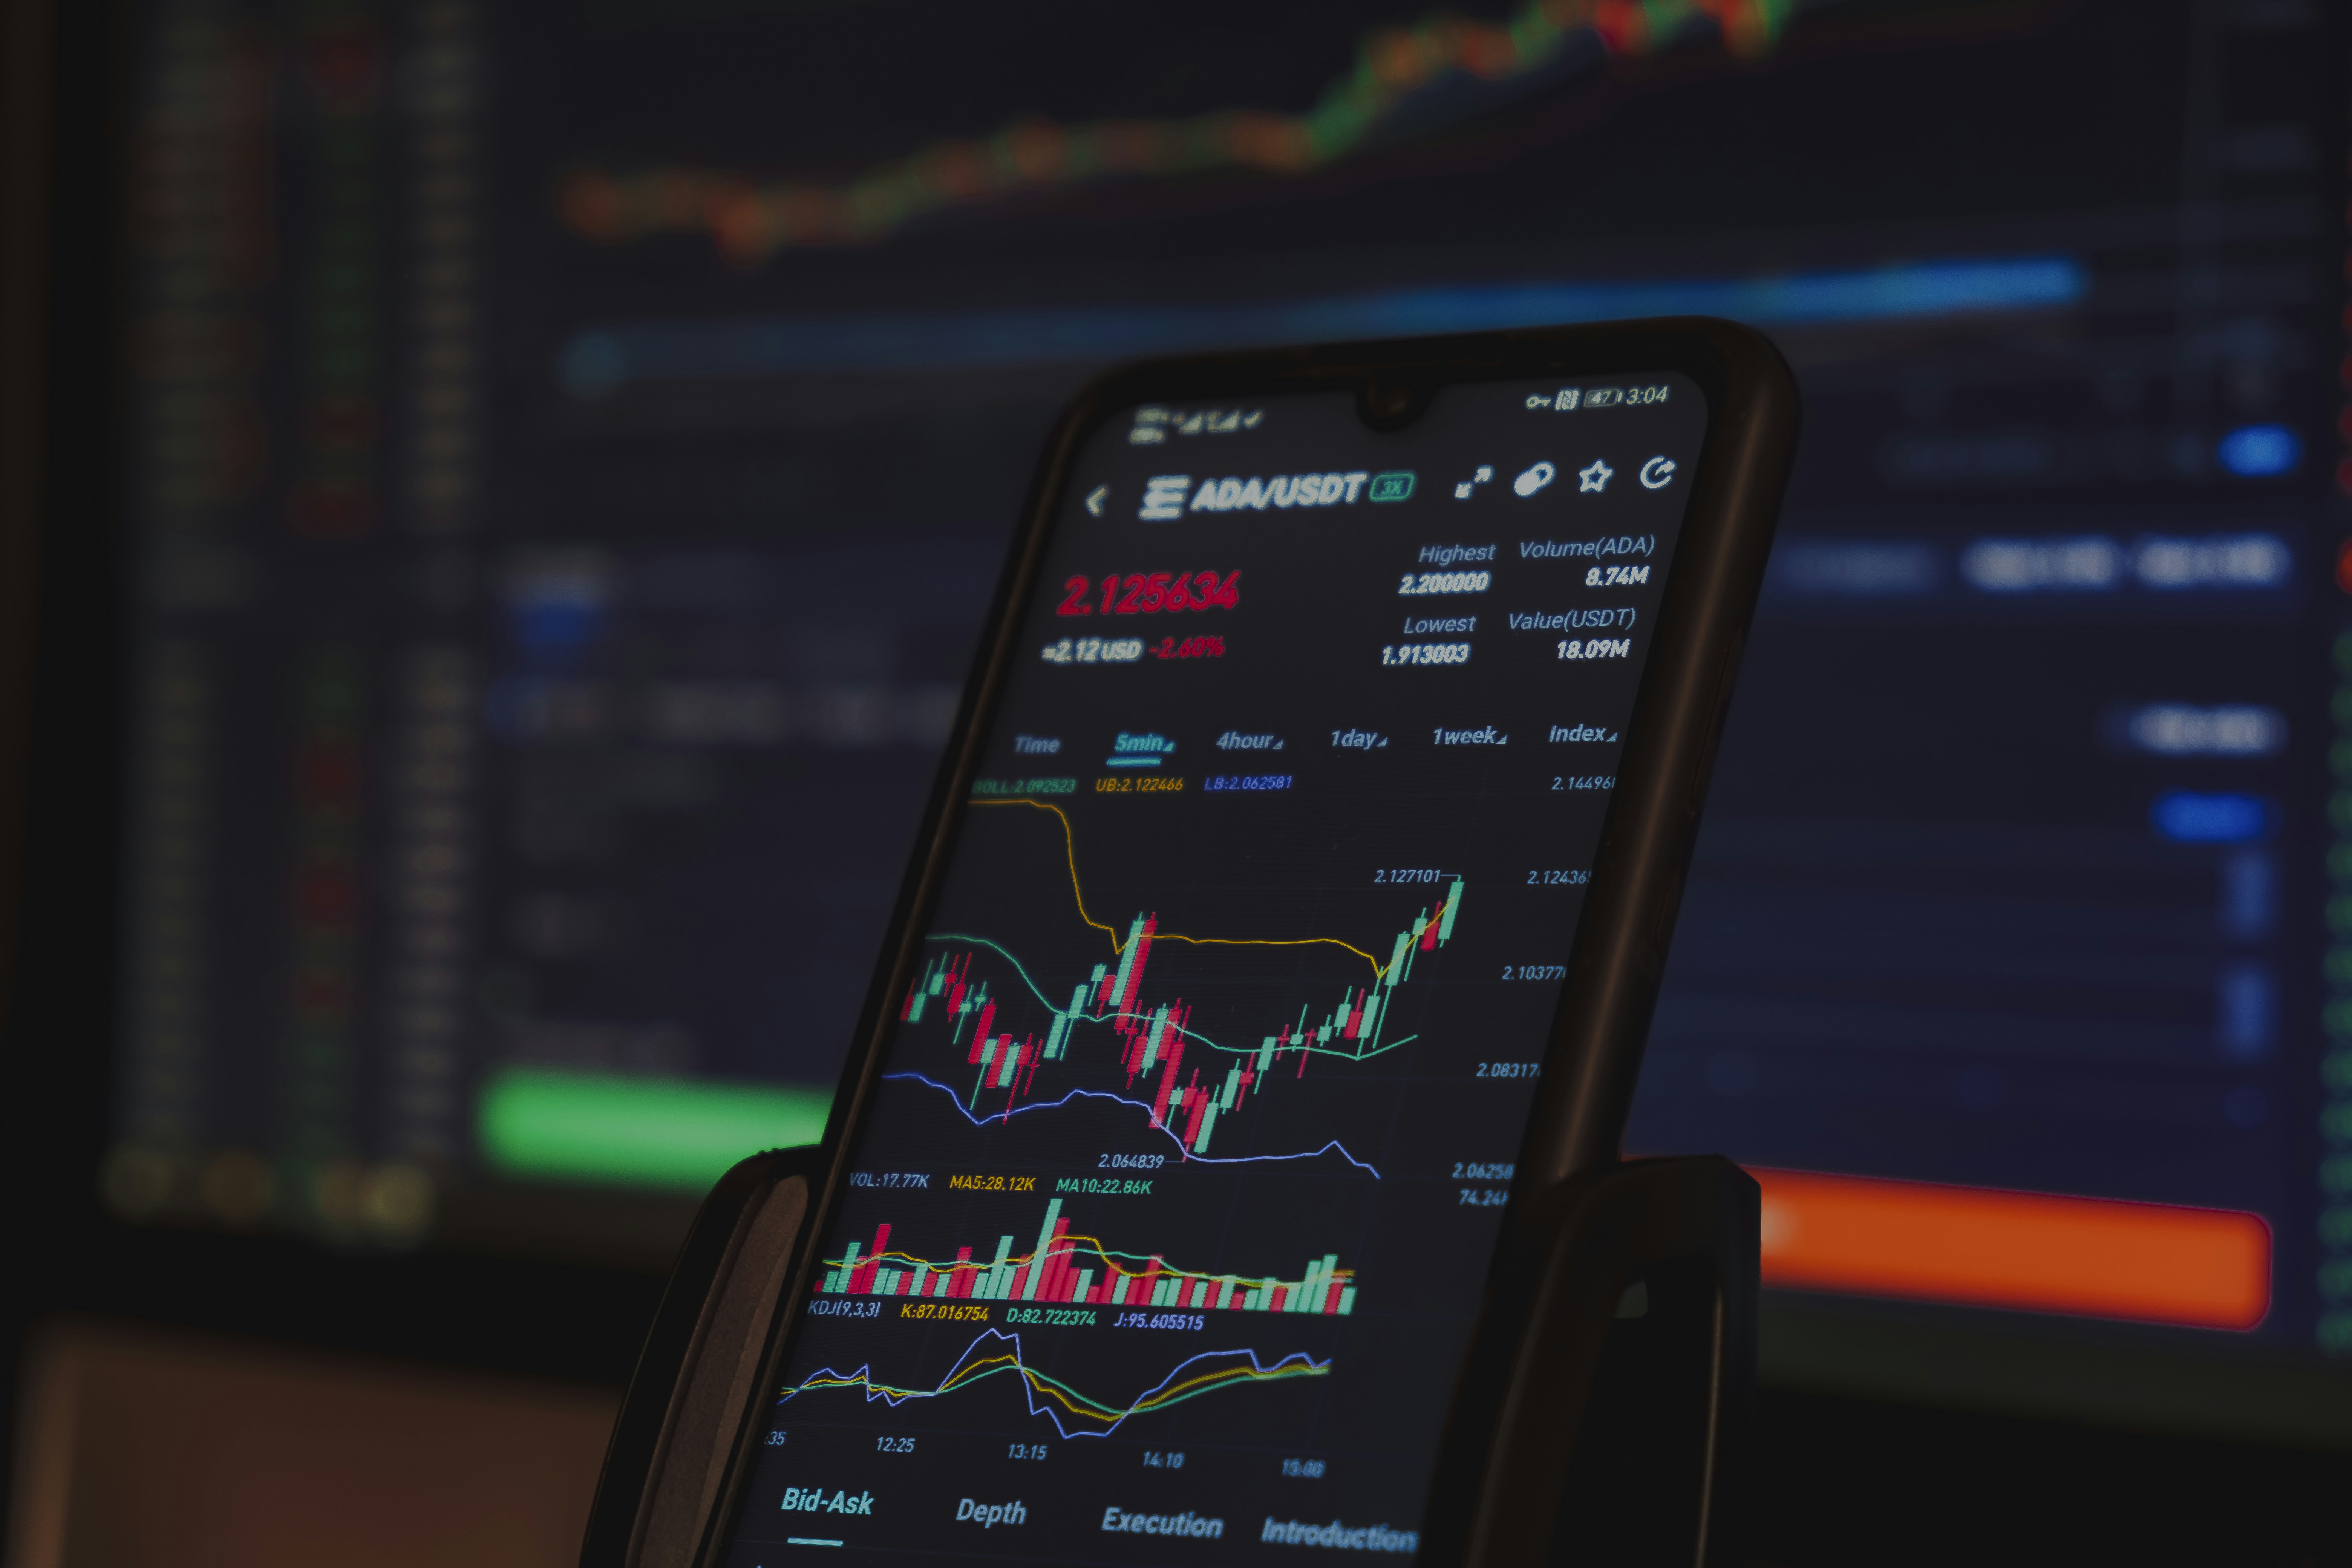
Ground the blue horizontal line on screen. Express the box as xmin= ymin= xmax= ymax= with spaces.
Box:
xmin=557 ymin=256 xmax=2086 ymax=394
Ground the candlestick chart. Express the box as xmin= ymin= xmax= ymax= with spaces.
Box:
xmin=819 ymin=1196 xmax=1360 ymax=1315
xmin=556 ymin=0 xmax=1800 ymax=263
xmin=780 ymin=1329 xmax=1332 ymax=1439
xmin=898 ymin=799 xmax=1464 ymax=1157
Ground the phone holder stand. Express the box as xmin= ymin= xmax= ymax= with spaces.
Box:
xmin=1421 ymin=1154 xmax=1759 ymax=1568
xmin=576 ymin=1152 xmax=1757 ymax=1568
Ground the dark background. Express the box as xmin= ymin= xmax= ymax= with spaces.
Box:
xmin=5 ymin=0 xmax=2351 ymax=1560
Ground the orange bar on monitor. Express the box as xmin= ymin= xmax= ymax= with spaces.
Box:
xmin=1752 ymin=1167 xmax=2271 ymax=1330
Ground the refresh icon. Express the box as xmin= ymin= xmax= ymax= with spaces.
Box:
xmin=1638 ymin=456 xmax=1677 ymax=490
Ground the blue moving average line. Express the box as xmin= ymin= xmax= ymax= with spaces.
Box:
xmin=560 ymin=256 xmax=2086 ymax=393
xmin=881 ymin=1071 xmax=1383 ymax=1177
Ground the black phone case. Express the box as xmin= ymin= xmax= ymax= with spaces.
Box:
xmin=579 ymin=317 xmax=1798 ymax=1568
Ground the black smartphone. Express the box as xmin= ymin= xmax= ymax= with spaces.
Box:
xmin=595 ymin=320 xmax=1796 ymax=1568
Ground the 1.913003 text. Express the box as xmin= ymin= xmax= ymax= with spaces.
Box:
xmin=1383 ymin=642 xmax=1471 ymax=666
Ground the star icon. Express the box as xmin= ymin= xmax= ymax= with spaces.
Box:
xmin=1577 ymin=459 xmax=1614 ymax=493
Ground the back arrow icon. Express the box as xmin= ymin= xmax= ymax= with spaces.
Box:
xmin=1085 ymin=485 xmax=1109 ymax=517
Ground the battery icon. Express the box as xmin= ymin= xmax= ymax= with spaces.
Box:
xmin=1585 ymin=387 xmax=1624 ymax=409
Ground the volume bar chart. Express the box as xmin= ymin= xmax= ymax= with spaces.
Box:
xmin=819 ymin=1197 xmax=1360 ymax=1315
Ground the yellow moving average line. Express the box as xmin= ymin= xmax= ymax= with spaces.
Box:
xmin=792 ymin=1346 xmax=1325 ymax=1426
xmin=968 ymin=796 xmax=1413 ymax=979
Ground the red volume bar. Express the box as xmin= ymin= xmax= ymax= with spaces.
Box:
xmin=1752 ymin=1168 xmax=2271 ymax=1331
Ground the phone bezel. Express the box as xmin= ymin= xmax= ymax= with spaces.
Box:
xmin=683 ymin=318 xmax=1798 ymax=1568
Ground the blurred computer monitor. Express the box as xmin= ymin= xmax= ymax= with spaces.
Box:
xmin=9 ymin=0 xmax=2350 ymax=1441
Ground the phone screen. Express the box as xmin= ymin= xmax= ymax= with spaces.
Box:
xmin=721 ymin=371 xmax=1710 ymax=1565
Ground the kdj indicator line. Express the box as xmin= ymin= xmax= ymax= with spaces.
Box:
xmin=969 ymin=798 xmax=1393 ymax=977
xmin=559 ymin=0 xmax=1797 ymax=262
xmin=881 ymin=1073 xmax=1382 ymax=1177
xmin=779 ymin=1328 xmax=1331 ymax=1438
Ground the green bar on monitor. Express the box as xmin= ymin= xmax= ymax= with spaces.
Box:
xmin=476 ymin=1067 xmax=831 ymax=1190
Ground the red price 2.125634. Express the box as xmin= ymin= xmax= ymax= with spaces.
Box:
xmin=1058 ymin=571 xmax=1240 ymax=616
